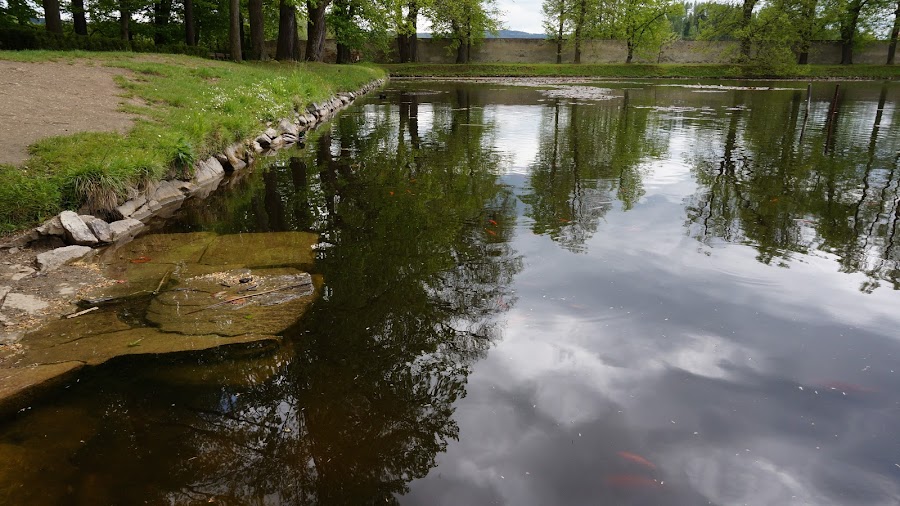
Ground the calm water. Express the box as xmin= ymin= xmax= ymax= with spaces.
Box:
xmin=2 ymin=79 xmax=900 ymax=505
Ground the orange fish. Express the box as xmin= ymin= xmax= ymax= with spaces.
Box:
xmin=486 ymin=229 xmax=497 ymax=236
xmin=489 ymin=219 xmax=498 ymax=226
xmin=605 ymin=475 xmax=661 ymax=488
xmin=618 ymin=451 xmax=656 ymax=469
xmin=389 ymin=191 xmax=394 ymax=196
xmin=130 ymin=256 xmax=152 ymax=264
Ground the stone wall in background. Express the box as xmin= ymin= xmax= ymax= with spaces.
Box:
xmin=359 ymin=39 xmax=893 ymax=65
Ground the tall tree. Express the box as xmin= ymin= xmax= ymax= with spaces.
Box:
xmin=739 ymin=0 xmax=759 ymax=59
xmin=154 ymin=0 xmax=173 ymax=45
xmin=184 ymin=0 xmax=196 ymax=45
xmin=119 ymin=0 xmax=131 ymax=40
xmin=396 ymin=1 xmax=425 ymax=62
xmin=306 ymin=0 xmax=331 ymax=61
xmin=427 ymin=0 xmax=502 ymax=64
xmin=542 ymin=0 xmax=573 ymax=63
xmin=42 ymin=0 xmax=62 ymax=33
xmin=72 ymin=0 xmax=88 ymax=35
xmin=612 ymin=0 xmax=681 ymax=63
xmin=886 ymin=0 xmax=899 ymax=63
xmin=249 ymin=0 xmax=267 ymax=60
xmin=229 ymin=0 xmax=242 ymax=61
xmin=276 ymin=0 xmax=297 ymax=60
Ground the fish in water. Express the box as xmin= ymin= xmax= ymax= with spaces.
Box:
xmin=489 ymin=219 xmax=498 ymax=226
xmin=605 ymin=475 xmax=662 ymax=488
xmin=617 ymin=451 xmax=656 ymax=469
xmin=130 ymin=256 xmax=152 ymax=264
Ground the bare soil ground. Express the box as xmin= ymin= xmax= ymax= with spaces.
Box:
xmin=0 ymin=61 xmax=133 ymax=166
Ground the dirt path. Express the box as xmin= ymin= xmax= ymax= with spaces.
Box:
xmin=0 ymin=61 xmax=134 ymax=166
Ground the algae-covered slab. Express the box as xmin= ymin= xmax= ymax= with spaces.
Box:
xmin=146 ymin=268 xmax=318 ymax=336
xmin=22 ymin=311 xmax=131 ymax=350
xmin=199 ymin=231 xmax=318 ymax=268
xmin=0 ymin=362 xmax=85 ymax=416
xmin=99 ymin=232 xmax=216 ymax=265
xmin=17 ymin=328 xmax=280 ymax=367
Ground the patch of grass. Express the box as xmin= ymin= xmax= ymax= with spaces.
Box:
xmin=0 ymin=51 xmax=385 ymax=231
xmin=381 ymin=63 xmax=900 ymax=80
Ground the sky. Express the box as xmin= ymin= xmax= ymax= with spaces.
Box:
xmin=497 ymin=0 xmax=546 ymax=33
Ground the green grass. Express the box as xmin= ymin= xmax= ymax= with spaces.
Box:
xmin=0 ymin=51 xmax=385 ymax=234
xmin=382 ymin=63 xmax=900 ymax=80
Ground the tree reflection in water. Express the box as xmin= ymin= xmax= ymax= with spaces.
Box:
xmin=686 ymin=83 xmax=900 ymax=292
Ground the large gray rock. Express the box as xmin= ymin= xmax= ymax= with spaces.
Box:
xmin=115 ymin=195 xmax=148 ymax=219
xmin=82 ymin=216 xmax=114 ymax=243
xmin=35 ymin=215 xmax=65 ymax=237
xmin=150 ymin=180 xmax=187 ymax=208
xmin=59 ymin=211 xmax=99 ymax=246
xmin=223 ymin=143 xmax=247 ymax=172
xmin=192 ymin=157 xmax=225 ymax=186
xmin=277 ymin=119 xmax=299 ymax=137
xmin=108 ymin=219 xmax=144 ymax=242
xmin=36 ymin=245 xmax=93 ymax=272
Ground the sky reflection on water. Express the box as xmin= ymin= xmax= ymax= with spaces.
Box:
xmin=1 ymin=79 xmax=899 ymax=506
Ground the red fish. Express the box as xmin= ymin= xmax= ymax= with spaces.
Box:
xmin=489 ymin=219 xmax=498 ymax=226
xmin=130 ymin=256 xmax=151 ymax=264
xmin=618 ymin=451 xmax=656 ymax=469
xmin=486 ymin=229 xmax=497 ymax=236
xmin=605 ymin=475 xmax=661 ymax=488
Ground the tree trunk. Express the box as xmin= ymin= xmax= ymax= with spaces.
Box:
xmin=574 ymin=0 xmax=586 ymax=63
xmin=154 ymin=0 xmax=172 ymax=45
xmin=408 ymin=5 xmax=419 ymax=61
xmin=229 ymin=0 xmax=242 ymax=61
xmin=276 ymin=0 xmax=296 ymax=60
xmin=840 ymin=2 xmax=864 ymax=65
xmin=888 ymin=0 xmax=900 ymax=64
xmin=556 ymin=16 xmax=564 ymax=64
xmin=626 ymin=41 xmax=634 ymax=63
xmin=796 ymin=0 xmax=817 ymax=64
xmin=184 ymin=0 xmax=196 ymax=46
xmin=336 ymin=43 xmax=351 ymax=63
xmin=456 ymin=39 xmax=466 ymax=63
xmin=119 ymin=1 xmax=130 ymax=41
xmin=739 ymin=0 xmax=757 ymax=60
xmin=249 ymin=0 xmax=266 ymax=60
xmin=305 ymin=0 xmax=330 ymax=62
xmin=72 ymin=0 xmax=88 ymax=35
xmin=398 ymin=34 xmax=410 ymax=63
xmin=43 ymin=0 xmax=62 ymax=34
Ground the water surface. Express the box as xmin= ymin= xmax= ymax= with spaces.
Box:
xmin=2 ymin=79 xmax=900 ymax=505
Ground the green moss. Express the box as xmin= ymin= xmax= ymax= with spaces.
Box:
xmin=0 ymin=51 xmax=385 ymax=232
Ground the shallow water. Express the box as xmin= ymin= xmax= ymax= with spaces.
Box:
xmin=2 ymin=79 xmax=900 ymax=505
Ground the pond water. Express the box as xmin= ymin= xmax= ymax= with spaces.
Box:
xmin=2 ymin=79 xmax=900 ymax=505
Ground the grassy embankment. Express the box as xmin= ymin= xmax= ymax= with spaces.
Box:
xmin=0 ymin=51 xmax=385 ymax=234
xmin=383 ymin=63 xmax=900 ymax=80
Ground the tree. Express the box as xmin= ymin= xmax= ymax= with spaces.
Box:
xmin=305 ymin=0 xmax=331 ymax=61
xmin=229 ymin=0 xmax=242 ymax=60
xmin=610 ymin=0 xmax=681 ymax=63
xmin=886 ymin=0 xmax=899 ymax=63
xmin=153 ymin=0 xmax=173 ymax=44
xmin=823 ymin=0 xmax=888 ymax=64
xmin=42 ymin=0 xmax=62 ymax=33
xmin=72 ymin=0 xmax=88 ymax=35
xmin=330 ymin=0 xmax=391 ymax=63
xmin=276 ymin=0 xmax=297 ymax=60
xmin=542 ymin=0 xmax=574 ymax=63
xmin=571 ymin=0 xmax=597 ymax=63
xmin=184 ymin=0 xmax=196 ymax=45
xmin=249 ymin=0 xmax=267 ymax=59
xmin=396 ymin=0 xmax=429 ymax=62
xmin=119 ymin=0 xmax=131 ymax=40
xmin=427 ymin=0 xmax=502 ymax=64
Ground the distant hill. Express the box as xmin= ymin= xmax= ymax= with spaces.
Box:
xmin=416 ymin=30 xmax=545 ymax=39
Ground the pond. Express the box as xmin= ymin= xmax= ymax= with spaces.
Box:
xmin=1 ymin=79 xmax=899 ymax=505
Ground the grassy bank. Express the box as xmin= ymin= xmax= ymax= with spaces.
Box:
xmin=0 ymin=51 xmax=385 ymax=234
xmin=382 ymin=63 xmax=900 ymax=80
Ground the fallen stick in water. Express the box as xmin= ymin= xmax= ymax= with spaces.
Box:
xmin=184 ymin=282 xmax=311 ymax=315
xmin=66 ymin=306 xmax=99 ymax=319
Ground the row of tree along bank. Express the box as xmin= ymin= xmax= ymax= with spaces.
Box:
xmin=3 ymin=0 xmax=897 ymax=67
